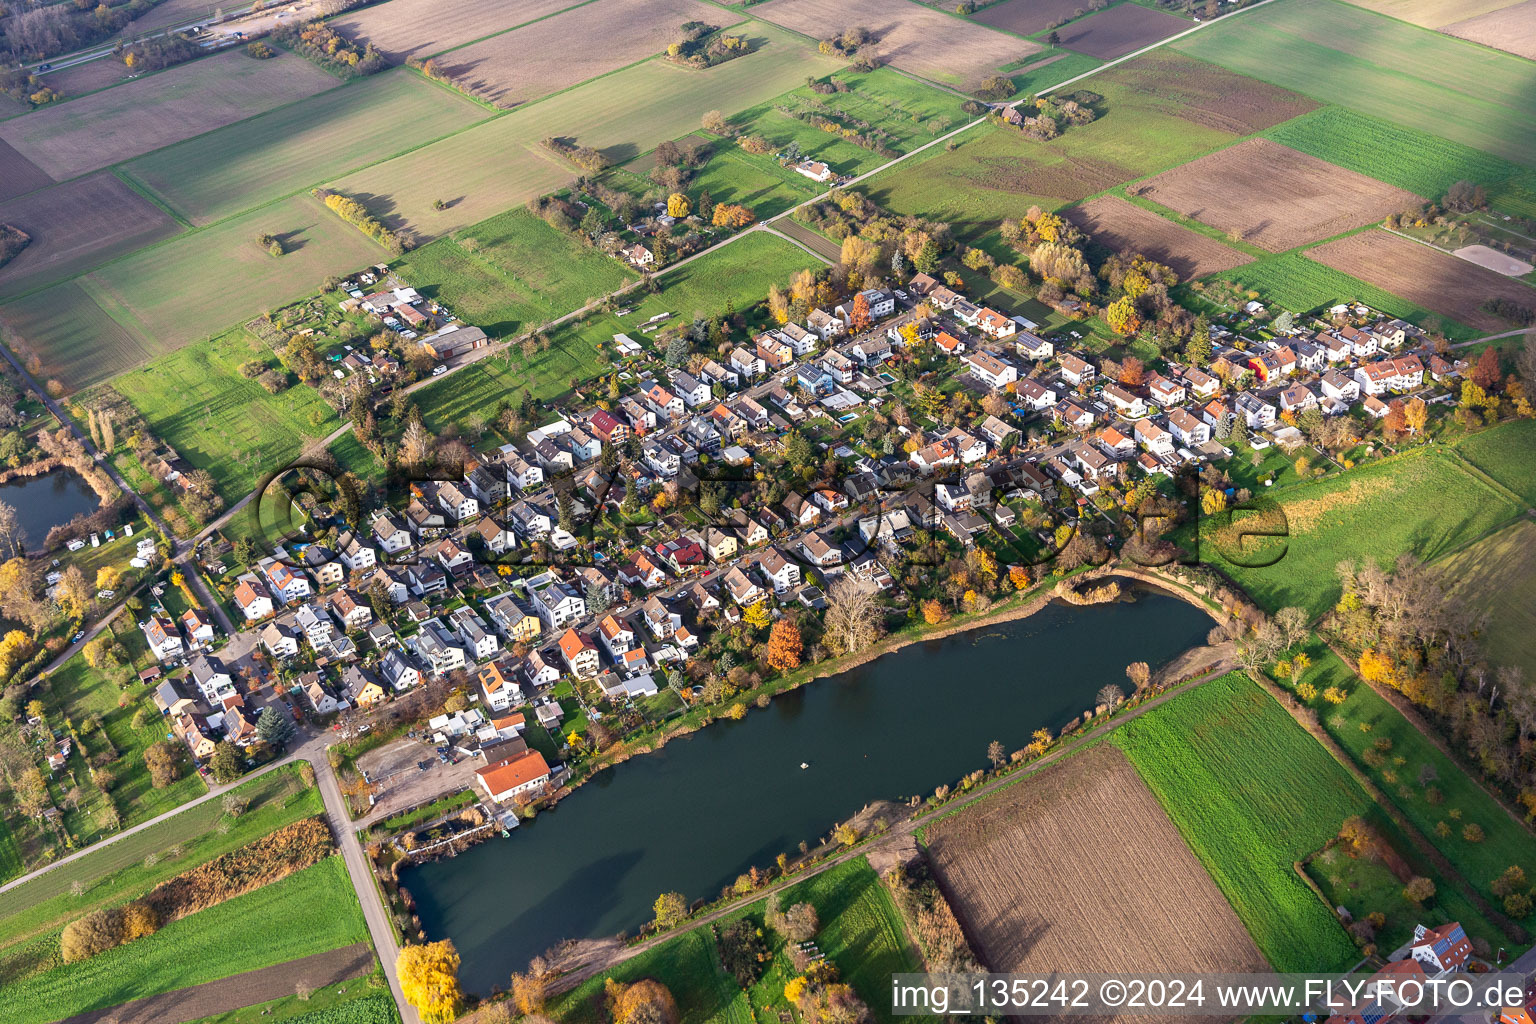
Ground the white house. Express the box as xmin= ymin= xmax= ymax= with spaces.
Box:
xmin=963 ymin=351 xmax=1018 ymax=390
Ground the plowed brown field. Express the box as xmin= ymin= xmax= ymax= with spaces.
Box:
xmin=1093 ymin=50 xmax=1317 ymax=135
xmin=1055 ymin=3 xmax=1189 ymax=59
xmin=1134 ymin=139 xmax=1421 ymax=251
xmin=329 ymin=0 xmax=583 ymax=61
xmin=752 ymin=0 xmax=1038 ymax=89
xmin=437 ymin=0 xmax=722 ymax=108
xmin=925 ymin=744 xmax=1266 ymax=994
xmin=1443 ymin=0 xmax=1536 ymax=60
xmin=1307 ymin=230 xmax=1536 ymax=333
xmin=1068 ymin=195 xmax=1251 ymax=280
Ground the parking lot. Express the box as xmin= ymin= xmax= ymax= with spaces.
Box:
xmin=355 ymin=736 xmax=483 ymax=828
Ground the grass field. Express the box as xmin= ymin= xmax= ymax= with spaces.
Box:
xmin=1264 ymin=106 xmax=1536 ymax=219
xmin=1208 ymin=249 xmax=1477 ymax=338
xmin=392 ymin=206 xmax=635 ymax=339
xmin=1010 ymin=51 xmax=1104 ymax=94
xmin=1287 ymin=649 xmax=1536 ymax=913
xmin=107 ymin=325 xmax=340 ymax=504
xmin=1112 ymin=673 xmax=1370 ymax=971
xmin=0 ymin=767 xmax=319 ymax=959
xmin=1453 ymin=418 xmax=1536 ymax=505
xmin=1202 ymin=445 xmax=1522 ymax=614
xmin=548 ymin=857 xmax=924 ymax=1024
xmin=2 ymin=856 xmax=368 ymax=1024
xmin=864 ymin=68 xmax=1240 ymax=241
xmin=122 ymin=70 xmax=490 ymax=226
xmin=1173 ymin=0 xmax=1536 ymax=169
xmin=182 ymin=986 xmax=398 ymax=1024
xmin=0 ymin=50 xmax=338 ymax=180
xmin=83 ymin=193 xmax=388 ymax=356
xmin=329 ymin=24 xmax=844 ymax=238
xmin=0 ymin=279 xmax=155 ymax=389
xmin=415 ymin=230 xmax=818 ymax=431
xmin=1438 ymin=520 xmax=1536 ymax=673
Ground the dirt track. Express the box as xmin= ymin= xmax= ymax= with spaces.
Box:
xmin=57 ymin=943 xmax=375 ymax=1024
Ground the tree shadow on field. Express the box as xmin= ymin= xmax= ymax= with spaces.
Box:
xmin=343 ymin=190 xmax=406 ymax=232
xmin=602 ymin=142 xmax=640 ymax=166
xmin=274 ymin=230 xmax=307 ymax=253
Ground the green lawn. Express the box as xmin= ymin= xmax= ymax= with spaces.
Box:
xmin=392 ymin=207 xmax=635 ymax=339
xmin=1174 ymin=0 xmax=1536 ymax=169
xmin=1454 ymin=418 xmax=1536 ymax=506
xmin=1288 ymin=649 xmax=1536 ymax=909
xmin=1111 ymin=673 xmax=1370 ymax=971
xmin=549 ymin=856 xmax=927 ymax=1024
xmin=414 ymin=230 xmax=820 ymax=432
xmin=1264 ymin=106 xmax=1536 ymax=219
xmin=1208 ymin=248 xmax=1477 ymax=337
xmin=1200 ymin=444 xmax=1522 ymax=615
xmin=1011 ymin=51 xmax=1104 ymax=94
xmin=123 ymin=69 xmax=490 ymax=226
xmin=107 ymin=324 xmax=341 ymax=505
xmin=2 ymin=857 xmax=368 ymax=1024
xmin=0 ymin=767 xmax=319 ymax=957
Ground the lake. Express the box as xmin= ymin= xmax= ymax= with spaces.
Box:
xmin=403 ymin=588 xmax=1213 ymax=992
xmin=0 ymin=470 xmax=99 ymax=548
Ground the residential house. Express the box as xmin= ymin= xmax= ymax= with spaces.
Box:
xmin=1320 ymin=368 xmax=1360 ymax=402
xmin=729 ymin=346 xmax=766 ymax=379
xmin=343 ymin=665 xmax=387 ymax=707
xmin=477 ymin=660 xmax=523 ymax=713
xmin=1147 ymin=375 xmax=1185 ymax=406
xmin=1407 ymin=922 xmax=1473 ymax=974
xmin=596 ymin=614 xmax=637 ymax=659
xmin=233 ymin=575 xmax=274 ymax=622
xmin=756 ymin=332 xmax=795 ymax=370
xmin=528 ymin=578 xmax=586 ymax=629
xmin=700 ymin=358 xmax=739 ymax=389
xmin=301 ymin=673 xmax=339 ymax=716
xmin=337 ymin=532 xmax=376 ymax=572
xmin=1056 ymin=399 xmax=1095 ymax=431
xmin=464 ymin=462 xmax=508 ymax=507
xmin=1279 ymin=383 xmax=1317 ymax=414
xmin=417 ymin=618 xmax=467 ymax=675
xmin=143 ymin=615 xmax=185 ymax=662
xmin=1168 ymin=407 xmax=1210 ymax=446
xmin=799 ymin=531 xmax=842 ymax=569
xmin=671 ymin=371 xmax=710 ymax=409
xmin=1134 ymin=418 xmax=1174 ymax=457
xmin=449 ymin=605 xmax=499 ymax=661
xmin=1181 ymin=366 xmax=1219 ymax=399
xmin=975 ymin=308 xmax=1016 ymax=339
xmin=1103 ymin=383 xmax=1148 ymax=419
xmin=406 ymin=562 xmax=448 ymax=597
xmin=640 ymin=595 xmax=680 ymax=639
xmin=475 ymin=749 xmax=550 ymax=803
xmin=1015 ymin=331 xmax=1053 ymax=361
xmin=964 ymin=351 xmax=1018 ymax=389
xmin=1058 ymin=353 xmax=1096 ymax=386
xmin=484 ymin=591 xmax=542 ymax=643
xmin=504 ymin=452 xmax=544 ymax=492
xmin=261 ymin=559 xmax=311 ymax=604
xmin=849 ymin=337 xmax=892 ymax=366
xmin=1236 ymin=392 xmax=1277 ymax=430
xmin=806 ymin=308 xmax=845 ymax=341
xmin=557 ymin=628 xmax=601 ymax=679
xmin=328 ymin=588 xmax=373 ymax=632
xmin=1097 ymin=425 xmax=1134 ymax=457
xmin=704 ymin=528 xmax=737 ymax=563
xmin=723 ymin=565 xmax=765 ymax=606
xmin=436 ymin=481 xmax=480 ymax=523
xmin=189 ymin=654 xmax=236 ymax=704
xmin=380 ymin=648 xmax=421 ymax=692
xmin=757 ymin=547 xmax=801 ymax=593
xmin=1017 ymin=377 xmax=1058 ymax=411
xmin=1354 ymin=355 xmax=1424 ymax=395
xmin=404 ymin=497 xmax=447 ymax=537
xmin=618 ymin=552 xmax=667 ymax=590
xmin=780 ymin=322 xmax=819 ymax=356
xmin=295 ymin=604 xmax=335 ymax=649
xmin=260 ymin=619 xmax=301 ymax=659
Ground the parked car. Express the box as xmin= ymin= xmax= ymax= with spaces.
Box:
xmin=431 ymin=365 xmax=448 ymax=376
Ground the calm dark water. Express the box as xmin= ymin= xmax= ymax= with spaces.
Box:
xmin=0 ymin=470 xmax=99 ymax=548
xmin=404 ymin=590 xmax=1212 ymax=992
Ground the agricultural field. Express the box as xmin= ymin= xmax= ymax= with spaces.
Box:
xmin=1264 ymin=107 xmax=1536 ymax=220
xmin=392 ymin=206 xmax=637 ymax=338
xmin=1443 ymin=0 xmax=1536 ymax=60
xmin=3 ymin=857 xmax=368 ymax=1024
xmin=549 ymin=857 xmax=925 ymax=1024
xmin=0 ymin=50 xmax=338 ymax=180
xmin=1173 ymin=0 xmax=1536 ymax=169
xmin=1439 ymin=521 xmax=1536 ymax=688
xmin=865 ymin=70 xmax=1240 ymax=241
xmin=1337 ymin=0 xmax=1512 ymax=26
xmin=0 ymin=768 xmax=319 ymax=961
xmin=1111 ymin=674 xmax=1368 ymax=971
xmin=1202 ymin=446 xmax=1522 ymax=615
xmin=1134 ymin=139 xmax=1421 ymax=252
xmin=1007 ymin=50 xmax=1103 ymax=93
xmin=43 ymin=56 xmax=140 ymax=100
xmin=972 ymin=0 xmax=1099 ymax=37
xmin=122 ymin=70 xmax=490 ymax=226
xmin=1068 ymin=195 xmax=1252 ymax=279
xmin=1211 ymin=251 xmax=1473 ymax=335
xmin=773 ymin=219 xmax=842 ymax=261
xmin=83 ymin=193 xmax=389 ymax=356
xmin=752 ymin=0 xmax=1039 ymax=89
xmin=414 ymin=230 xmax=818 ymax=431
xmin=328 ymin=24 xmax=842 ymax=237
xmin=434 ymin=0 xmax=722 ymax=109
xmin=106 ymin=324 xmax=342 ymax=504
xmin=1305 ymin=230 xmax=1536 ymax=333
xmin=925 ymin=743 xmax=1267 ymax=975
xmin=0 ymin=172 xmax=182 ymax=300
xmin=1094 ymin=50 xmax=1317 ymax=136
xmin=0 ymin=141 xmax=54 ymax=204
xmin=1454 ymin=417 xmax=1536 ymax=505
xmin=667 ymin=145 xmax=828 ymax=219
xmin=0 ymin=280 xmax=155 ymax=389
xmin=1054 ymin=2 xmax=1190 ymax=59
xmin=328 ymin=0 xmax=584 ymax=61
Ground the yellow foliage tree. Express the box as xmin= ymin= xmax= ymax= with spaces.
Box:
xmin=397 ymin=940 xmax=464 ymax=1024
xmin=744 ymin=601 xmax=771 ymax=630
xmin=921 ymin=599 xmax=947 ymax=625
xmin=1104 ymin=296 xmax=1141 ymax=336
xmin=667 ymin=193 xmax=691 ymax=218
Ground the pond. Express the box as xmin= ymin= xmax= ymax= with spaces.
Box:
xmin=0 ymin=470 xmax=100 ymax=548
xmin=402 ymin=588 xmax=1213 ymax=992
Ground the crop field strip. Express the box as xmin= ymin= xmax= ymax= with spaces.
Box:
xmin=751 ymin=0 xmax=1040 ymax=89
xmin=925 ymin=742 xmax=1269 ymax=981
xmin=0 ymin=50 xmax=340 ymax=180
xmin=0 ymin=281 xmax=155 ymax=388
xmin=1305 ymin=230 xmax=1536 ymax=333
xmin=0 ymin=172 xmax=183 ymax=300
xmin=327 ymin=0 xmax=595 ymax=62
xmin=1172 ymin=0 xmax=1536 ymax=169
xmin=1068 ymin=195 xmax=1253 ymax=279
xmin=971 ymin=0 xmax=1106 ymax=37
xmin=0 ymin=140 xmax=55 ymax=203
xmin=1133 ymin=138 xmax=1424 ymax=252
xmin=1336 ymin=0 xmax=1514 ymax=26
xmin=1052 ymin=2 xmax=1192 ymax=60
xmin=120 ymin=69 xmax=492 ymax=226
xmin=1441 ymin=0 xmax=1536 ymax=62
xmin=1438 ymin=519 xmax=1536 ymax=675
xmin=329 ymin=23 xmax=844 ymax=237
xmin=430 ymin=0 xmax=727 ymax=110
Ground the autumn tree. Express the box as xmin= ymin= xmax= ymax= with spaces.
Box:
xmin=1403 ymin=876 xmax=1436 ymax=903
xmin=1105 ymin=296 xmax=1141 ymax=336
xmin=823 ymin=577 xmax=883 ymax=656
xmin=987 ymin=740 xmax=1007 ymax=769
xmin=208 ymin=742 xmax=241 ymax=784
xmin=1403 ymin=396 xmax=1428 ymax=434
xmin=765 ymin=618 xmax=803 ymax=673
xmin=398 ymin=940 xmax=464 ymax=1024
xmin=143 ymin=741 xmax=180 ymax=789
xmin=1118 ymin=355 xmax=1145 ymax=386
xmin=1125 ymin=661 xmax=1150 ymax=691
xmin=653 ymin=891 xmax=688 ymax=929
xmin=667 ymin=193 xmax=691 ymax=218
xmin=612 ymin=979 xmax=680 ymax=1024
xmin=848 ymin=292 xmax=871 ymax=332
xmin=1471 ymin=346 xmax=1502 ymax=392
xmin=55 ymin=564 xmax=91 ymax=619
xmin=921 ymin=599 xmax=947 ymax=625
